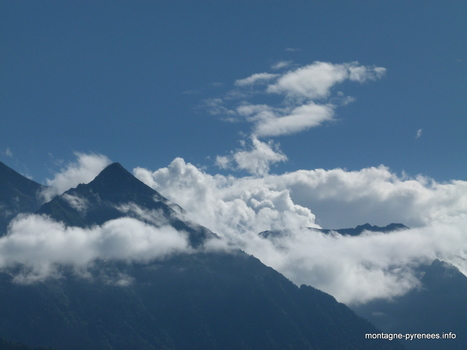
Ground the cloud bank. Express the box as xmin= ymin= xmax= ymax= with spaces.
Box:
xmin=134 ymin=158 xmax=467 ymax=304
xmin=0 ymin=214 xmax=190 ymax=284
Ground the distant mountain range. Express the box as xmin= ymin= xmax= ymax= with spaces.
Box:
xmin=0 ymin=161 xmax=403 ymax=349
xmin=317 ymin=222 xmax=409 ymax=236
xmin=1 ymin=160 xmax=465 ymax=349
xmin=259 ymin=222 xmax=409 ymax=240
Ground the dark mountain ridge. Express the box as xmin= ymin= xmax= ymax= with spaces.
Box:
xmin=0 ymin=252 xmax=404 ymax=350
xmin=0 ymin=161 xmax=46 ymax=235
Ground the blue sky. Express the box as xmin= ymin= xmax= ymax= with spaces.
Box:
xmin=1 ymin=1 xmax=467 ymax=304
xmin=1 ymin=1 xmax=465 ymax=182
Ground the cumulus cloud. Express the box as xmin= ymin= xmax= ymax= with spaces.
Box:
xmin=0 ymin=214 xmax=190 ymax=283
xmin=216 ymin=137 xmax=287 ymax=176
xmin=134 ymin=158 xmax=317 ymax=238
xmin=135 ymin=159 xmax=467 ymax=233
xmin=40 ymin=153 xmax=111 ymax=202
xmin=134 ymin=158 xmax=467 ymax=304
xmin=272 ymin=167 xmax=467 ymax=229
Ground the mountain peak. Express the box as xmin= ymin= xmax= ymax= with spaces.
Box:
xmin=100 ymin=162 xmax=127 ymax=174
xmin=82 ymin=162 xmax=166 ymax=203
xmin=90 ymin=162 xmax=135 ymax=185
xmin=36 ymin=161 xmax=214 ymax=246
xmin=37 ymin=162 xmax=169 ymax=226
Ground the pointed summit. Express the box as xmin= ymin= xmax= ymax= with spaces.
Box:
xmin=36 ymin=162 xmax=214 ymax=246
xmin=90 ymin=162 xmax=135 ymax=186
xmin=84 ymin=162 xmax=168 ymax=204
xmin=37 ymin=162 xmax=172 ymax=227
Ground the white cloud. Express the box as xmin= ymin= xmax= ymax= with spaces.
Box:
xmin=267 ymin=61 xmax=386 ymax=100
xmin=215 ymin=137 xmax=287 ymax=176
xmin=134 ymin=158 xmax=467 ymax=304
xmin=206 ymin=61 xmax=386 ymax=142
xmin=235 ymin=103 xmax=272 ymax=117
xmin=136 ymin=159 xmax=467 ymax=233
xmin=5 ymin=147 xmax=13 ymax=158
xmin=134 ymin=158 xmax=317 ymax=239
xmin=272 ymin=167 xmax=467 ymax=228
xmin=348 ymin=65 xmax=386 ymax=83
xmin=416 ymin=128 xmax=423 ymax=139
xmin=40 ymin=153 xmax=111 ymax=202
xmin=234 ymin=73 xmax=279 ymax=87
xmin=0 ymin=214 xmax=190 ymax=283
xmin=253 ymin=102 xmax=335 ymax=137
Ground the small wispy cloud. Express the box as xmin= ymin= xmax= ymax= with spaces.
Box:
xmin=182 ymin=89 xmax=200 ymax=95
xmin=234 ymin=73 xmax=279 ymax=87
xmin=416 ymin=129 xmax=423 ymax=139
xmin=4 ymin=147 xmax=13 ymax=158
xmin=271 ymin=60 xmax=293 ymax=70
